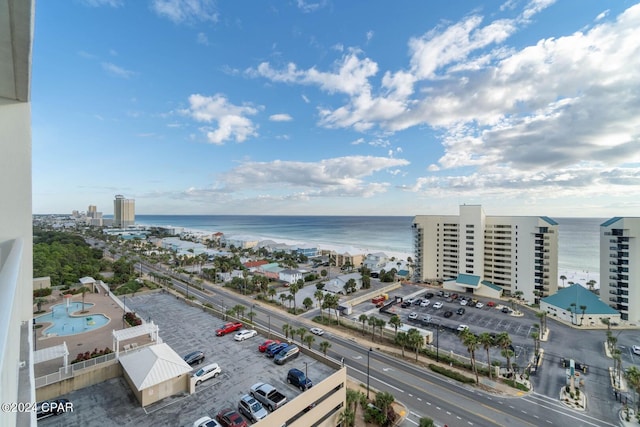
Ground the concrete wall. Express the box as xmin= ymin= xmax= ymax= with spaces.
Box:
xmin=35 ymin=360 xmax=122 ymax=401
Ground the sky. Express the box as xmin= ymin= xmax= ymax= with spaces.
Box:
xmin=32 ymin=0 xmax=640 ymax=217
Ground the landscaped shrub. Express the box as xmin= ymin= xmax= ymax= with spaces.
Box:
xmin=33 ymin=288 xmax=53 ymax=297
xmin=429 ymin=364 xmax=476 ymax=384
xmin=71 ymin=346 xmax=113 ymax=364
xmin=124 ymin=311 xmax=142 ymax=326
xmin=502 ymin=378 xmax=530 ymax=391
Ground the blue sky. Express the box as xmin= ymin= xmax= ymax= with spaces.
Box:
xmin=32 ymin=0 xmax=640 ymax=217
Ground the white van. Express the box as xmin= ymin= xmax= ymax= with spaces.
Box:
xmin=192 ymin=363 xmax=221 ymax=386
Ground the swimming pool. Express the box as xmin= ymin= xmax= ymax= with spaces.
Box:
xmin=35 ymin=302 xmax=110 ymax=337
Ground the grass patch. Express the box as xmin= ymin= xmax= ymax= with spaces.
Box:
xmin=429 ymin=364 xmax=476 ymax=384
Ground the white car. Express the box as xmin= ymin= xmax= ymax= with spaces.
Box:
xmin=420 ymin=299 xmax=431 ymax=307
xmin=459 ymin=299 xmax=467 ymax=306
xmin=433 ymin=302 xmax=444 ymax=309
xmin=633 ymin=345 xmax=640 ymax=355
xmin=406 ymin=298 xmax=415 ymax=304
xmin=457 ymin=324 xmax=469 ymax=332
xmin=193 ymin=416 xmax=221 ymax=427
xmin=475 ymin=302 xmax=484 ymax=309
xmin=234 ymin=329 xmax=258 ymax=341
xmin=408 ymin=312 xmax=418 ymax=320
xmin=310 ymin=327 xmax=325 ymax=336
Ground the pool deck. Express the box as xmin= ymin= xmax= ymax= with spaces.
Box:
xmin=34 ymin=288 xmax=153 ymax=377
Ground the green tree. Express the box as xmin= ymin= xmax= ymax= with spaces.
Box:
xmin=395 ymin=331 xmax=409 ymax=358
xmin=624 ymin=366 xmax=640 ymax=413
xmin=303 ymin=296 xmax=314 ymax=311
xmin=559 ymin=275 xmax=567 ymax=287
xmin=268 ymin=287 xmax=276 ymax=301
xmin=579 ymin=305 xmax=587 ymax=325
xmin=478 ymin=332 xmax=495 ymax=380
xmin=34 ymin=297 xmax=48 ymax=313
xmin=407 ymin=328 xmax=423 ymax=361
xmin=368 ymin=315 xmax=377 ymax=341
xmin=319 ymin=340 xmax=332 ymax=356
xmin=282 ymin=323 xmax=291 ymax=340
xmin=337 ymin=408 xmax=355 ymax=427
xmin=78 ymin=286 xmax=91 ymax=313
xmin=296 ymin=327 xmax=307 ymax=344
xmin=419 ymin=417 xmax=435 ymax=427
xmin=496 ymin=332 xmax=513 ymax=373
xmin=374 ymin=391 xmax=396 ymax=425
xmin=530 ymin=330 xmax=540 ymax=356
xmin=359 ymin=313 xmax=369 ymax=335
xmin=314 ymin=290 xmax=325 ymax=316
xmin=460 ymin=330 xmax=479 ymax=383
xmin=388 ymin=314 xmax=402 ymax=336
xmin=303 ymin=334 xmax=315 ymax=349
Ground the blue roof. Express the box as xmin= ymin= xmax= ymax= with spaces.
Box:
xmin=541 ymin=284 xmax=618 ymax=315
xmin=601 ymin=217 xmax=622 ymax=227
xmin=457 ymin=274 xmax=481 ymax=287
xmin=481 ymin=280 xmax=503 ymax=292
xmin=540 ymin=216 xmax=558 ymax=225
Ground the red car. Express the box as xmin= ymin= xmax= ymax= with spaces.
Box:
xmin=217 ymin=408 xmax=247 ymax=427
xmin=216 ymin=322 xmax=243 ymax=336
xmin=487 ymin=301 xmax=496 ymax=307
xmin=258 ymin=339 xmax=280 ymax=352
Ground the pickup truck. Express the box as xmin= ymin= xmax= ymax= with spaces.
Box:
xmin=250 ymin=382 xmax=287 ymax=411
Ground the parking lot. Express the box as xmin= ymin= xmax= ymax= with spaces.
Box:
xmin=38 ymin=292 xmax=336 ymax=427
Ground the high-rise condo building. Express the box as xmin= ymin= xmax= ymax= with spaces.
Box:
xmin=113 ymin=195 xmax=135 ymax=228
xmin=600 ymin=217 xmax=640 ymax=323
xmin=412 ymin=205 xmax=559 ymax=303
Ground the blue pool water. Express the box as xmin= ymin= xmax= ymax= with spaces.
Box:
xmin=36 ymin=302 xmax=110 ymax=336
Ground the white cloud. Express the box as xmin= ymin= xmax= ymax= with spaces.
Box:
xmin=296 ymin=0 xmax=327 ymax=13
xmin=151 ymin=0 xmax=219 ymax=24
xmin=80 ymin=0 xmax=122 ymax=7
xmin=269 ymin=113 xmax=293 ymax=122
xmin=102 ymin=62 xmax=135 ymax=78
xmin=366 ymin=30 xmax=374 ymax=42
xmin=182 ymin=94 xmax=259 ymax=144
xmin=197 ymin=32 xmax=209 ymax=45
xmin=220 ymin=155 xmax=409 ymax=198
xmin=596 ymin=9 xmax=610 ymax=21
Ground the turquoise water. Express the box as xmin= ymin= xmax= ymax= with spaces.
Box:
xmin=36 ymin=302 xmax=110 ymax=336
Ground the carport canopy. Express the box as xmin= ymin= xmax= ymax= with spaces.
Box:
xmin=34 ymin=342 xmax=69 ymax=370
xmin=112 ymin=321 xmax=160 ymax=356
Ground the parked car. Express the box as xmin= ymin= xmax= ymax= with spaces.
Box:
xmin=192 ymin=363 xmax=221 ymax=386
xmin=451 ymin=293 xmax=459 ymax=300
xmin=425 ymin=292 xmax=434 ymax=299
xmin=238 ymin=394 xmax=268 ymax=423
xmin=250 ymin=382 xmax=288 ymax=411
xmin=400 ymin=301 xmax=411 ymax=308
xmin=456 ymin=307 xmax=466 ymax=315
xmin=633 ymin=345 xmax=640 ymax=355
xmin=287 ymin=368 xmax=313 ymax=391
xmin=274 ymin=345 xmax=300 ymax=365
xmin=436 ymin=291 xmax=444 ymax=297
xmin=443 ymin=311 xmax=453 ymax=318
xmin=487 ymin=301 xmax=496 ymax=307
xmin=216 ymin=322 xmax=243 ymax=336
xmin=420 ymin=300 xmax=431 ymax=307
xmin=501 ymin=307 xmax=511 ymax=313
xmin=413 ymin=298 xmax=423 ymax=306
xmin=443 ymin=292 xmax=450 ymax=298
xmin=433 ymin=302 xmax=444 ymax=309
xmin=475 ymin=302 xmax=484 ymax=309
xmin=216 ymin=408 xmax=247 ymax=427
xmin=36 ymin=399 xmax=71 ymax=420
xmin=459 ymin=299 xmax=467 ymax=306
xmin=457 ymin=324 xmax=469 ymax=332
xmin=258 ymin=339 xmax=280 ymax=352
xmin=467 ymin=301 xmax=477 ymax=308
xmin=405 ymin=297 xmax=415 ymax=304
xmin=183 ymin=350 xmax=205 ymax=366
xmin=234 ymin=329 xmax=258 ymax=341
xmin=408 ymin=312 xmax=418 ymax=320
xmin=310 ymin=327 xmax=325 ymax=336
xmin=265 ymin=342 xmax=288 ymax=358
xmin=193 ymin=416 xmax=222 ymax=427
xmin=421 ymin=315 xmax=432 ymax=324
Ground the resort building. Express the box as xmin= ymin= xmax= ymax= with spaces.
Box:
xmin=0 ymin=1 xmax=36 ymax=425
xmin=113 ymin=195 xmax=135 ymax=228
xmin=600 ymin=217 xmax=640 ymax=323
xmin=412 ymin=205 xmax=559 ymax=303
xmin=541 ymin=284 xmax=620 ymax=326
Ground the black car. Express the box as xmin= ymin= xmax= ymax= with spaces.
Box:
xmin=400 ymin=301 xmax=411 ymax=308
xmin=443 ymin=311 xmax=453 ymax=318
xmin=183 ymin=350 xmax=205 ymax=365
xmin=501 ymin=307 xmax=511 ymax=313
xmin=36 ymin=399 xmax=71 ymax=420
xmin=413 ymin=298 xmax=423 ymax=306
xmin=456 ymin=307 xmax=466 ymax=315
xmin=424 ymin=292 xmax=434 ymax=299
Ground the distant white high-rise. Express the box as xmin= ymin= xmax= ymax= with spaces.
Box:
xmin=113 ymin=195 xmax=135 ymax=228
xmin=600 ymin=217 xmax=640 ymax=323
xmin=412 ymin=205 xmax=559 ymax=303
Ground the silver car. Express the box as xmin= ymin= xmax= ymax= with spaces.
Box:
xmin=238 ymin=394 xmax=268 ymax=422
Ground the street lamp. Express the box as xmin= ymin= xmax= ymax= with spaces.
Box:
xmin=122 ymin=295 xmax=126 ymax=329
xmin=268 ymin=314 xmax=271 ymax=339
xmin=367 ymin=347 xmax=373 ymax=399
xmin=435 ymin=322 xmax=440 ymax=362
xmin=304 ymin=361 xmax=308 ymax=385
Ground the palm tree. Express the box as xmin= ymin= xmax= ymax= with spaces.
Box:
xmin=314 ymin=289 xmax=325 ymax=317
xmin=459 ymin=330 xmax=479 ymax=383
xmin=624 ymin=366 xmax=640 ymax=413
xmin=282 ymin=323 xmax=291 ymax=340
xmin=374 ymin=391 xmax=395 ymax=425
xmin=268 ymin=287 xmax=276 ymax=301
xmin=297 ymin=327 xmax=307 ymax=344
xmin=289 ymin=282 xmax=300 ymax=310
xmin=388 ymin=315 xmax=402 ymax=336
xmin=395 ymin=331 xmax=409 ymax=357
xmin=407 ymin=328 xmax=423 ymax=361
xmin=359 ymin=314 xmax=369 ymax=335
xmin=535 ymin=311 xmax=547 ymax=338
xmin=560 ymin=275 xmax=567 ymax=287
xmin=279 ymin=293 xmax=287 ymax=306
xmin=368 ymin=315 xmax=377 ymax=341
xmin=530 ymin=330 xmax=540 ymax=356
xmin=78 ymin=286 xmax=91 ymax=313
xmin=303 ymin=334 xmax=315 ymax=349
xmin=319 ymin=340 xmax=332 ymax=356
xmin=477 ymin=332 xmax=494 ymax=379
xmin=579 ymin=305 xmax=587 ymax=325
xmin=496 ymin=332 xmax=513 ymax=374
xmin=303 ymin=297 xmax=314 ymax=311
xmin=376 ymin=318 xmax=386 ymax=341
xmin=337 ymin=408 xmax=355 ymax=427
xmin=34 ymin=297 xmax=48 ymax=313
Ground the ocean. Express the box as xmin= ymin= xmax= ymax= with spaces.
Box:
xmin=136 ymin=215 xmax=604 ymax=282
